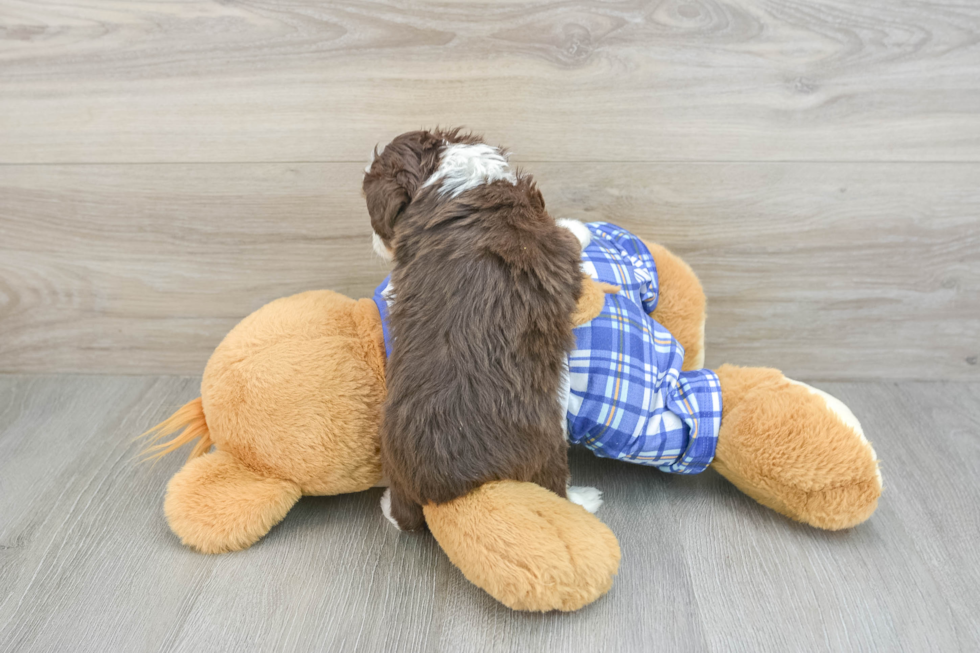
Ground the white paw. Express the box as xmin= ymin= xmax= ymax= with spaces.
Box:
xmin=567 ymin=485 xmax=603 ymax=513
xmin=557 ymin=218 xmax=593 ymax=250
xmin=380 ymin=488 xmax=402 ymax=530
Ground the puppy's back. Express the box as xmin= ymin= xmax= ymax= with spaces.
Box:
xmin=383 ymin=178 xmax=582 ymax=505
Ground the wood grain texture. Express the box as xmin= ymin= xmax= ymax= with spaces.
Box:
xmin=0 ymin=374 xmax=978 ymax=652
xmin=1 ymin=0 xmax=979 ymax=163
xmin=1 ymin=162 xmax=977 ymax=379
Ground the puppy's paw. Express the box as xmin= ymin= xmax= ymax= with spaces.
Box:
xmin=380 ymin=488 xmax=402 ymax=530
xmin=567 ymin=486 xmax=603 ymax=514
xmin=557 ymin=218 xmax=592 ymax=250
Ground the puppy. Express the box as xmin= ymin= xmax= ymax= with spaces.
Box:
xmin=363 ymin=128 xmax=585 ymax=531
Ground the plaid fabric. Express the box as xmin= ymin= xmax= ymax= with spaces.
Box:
xmin=371 ymin=221 xmax=722 ymax=474
xmin=568 ymin=223 xmax=721 ymax=473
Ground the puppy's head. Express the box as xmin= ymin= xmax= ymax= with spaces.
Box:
xmin=362 ymin=128 xmax=515 ymax=260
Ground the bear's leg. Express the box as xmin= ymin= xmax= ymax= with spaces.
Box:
xmin=164 ymin=450 xmax=301 ymax=553
xmin=711 ymin=365 xmax=882 ymax=530
xmin=424 ymin=481 xmax=620 ymax=611
xmin=643 ymin=242 xmax=707 ymax=371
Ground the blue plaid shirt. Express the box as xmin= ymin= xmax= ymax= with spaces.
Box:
xmin=372 ymin=222 xmax=722 ymax=474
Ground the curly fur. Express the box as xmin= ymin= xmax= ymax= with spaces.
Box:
xmin=363 ymin=129 xmax=583 ymax=530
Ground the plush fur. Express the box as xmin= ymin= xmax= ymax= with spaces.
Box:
xmin=144 ymin=280 xmax=622 ymax=611
xmin=363 ymin=129 xmax=583 ymax=530
xmin=645 ymin=242 xmax=707 ymax=371
xmin=165 ymin=450 xmax=301 ymax=554
xmin=424 ymin=481 xmax=620 ymax=611
xmin=143 ymin=236 xmax=881 ymax=611
xmin=571 ymin=275 xmax=620 ymax=326
xmin=712 ymin=365 xmax=882 ymax=530
xmin=145 ymin=290 xmax=389 ymax=497
xmin=142 ymin=396 xmax=210 ymax=461
xmin=200 ymin=291 xmax=388 ymax=496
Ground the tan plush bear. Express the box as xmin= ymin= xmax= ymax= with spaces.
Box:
xmin=144 ymin=239 xmax=881 ymax=612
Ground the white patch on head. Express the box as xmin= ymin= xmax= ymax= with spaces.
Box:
xmin=380 ymin=488 xmax=402 ymax=530
xmin=567 ymin=486 xmax=603 ymax=513
xmin=556 ymin=218 xmax=592 ymax=250
xmin=786 ymin=378 xmax=883 ymax=489
xmin=421 ymin=142 xmax=517 ymax=198
xmin=372 ymin=232 xmax=393 ymax=262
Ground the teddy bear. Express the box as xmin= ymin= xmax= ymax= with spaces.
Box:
xmin=144 ymin=224 xmax=882 ymax=612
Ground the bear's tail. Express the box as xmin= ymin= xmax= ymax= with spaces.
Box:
xmin=140 ymin=397 xmax=212 ymax=461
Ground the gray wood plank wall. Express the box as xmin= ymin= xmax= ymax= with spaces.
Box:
xmin=2 ymin=0 xmax=979 ymax=379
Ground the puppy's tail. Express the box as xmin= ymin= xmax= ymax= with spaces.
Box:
xmin=139 ymin=397 xmax=212 ymax=461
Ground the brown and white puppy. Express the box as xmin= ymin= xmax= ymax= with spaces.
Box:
xmin=363 ymin=128 xmax=590 ymax=531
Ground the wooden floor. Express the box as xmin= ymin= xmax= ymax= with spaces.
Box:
xmin=0 ymin=374 xmax=977 ymax=652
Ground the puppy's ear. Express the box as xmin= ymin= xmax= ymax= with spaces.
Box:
xmin=525 ymin=180 xmax=546 ymax=213
xmin=364 ymin=173 xmax=410 ymax=243
xmin=362 ymin=131 xmax=445 ymax=244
